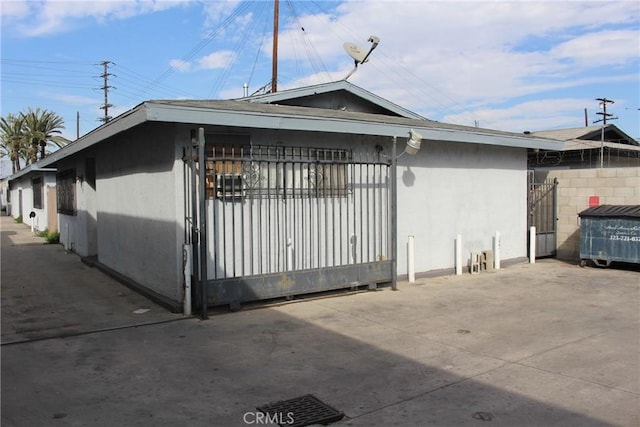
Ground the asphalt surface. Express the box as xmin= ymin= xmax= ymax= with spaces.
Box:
xmin=1 ymin=215 xmax=639 ymax=426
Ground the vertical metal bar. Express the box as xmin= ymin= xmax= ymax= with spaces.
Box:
xmin=372 ymin=160 xmax=377 ymax=261
xmin=552 ymin=177 xmax=558 ymax=254
xmin=300 ymin=147 xmax=305 ymax=269
xmin=344 ymin=158 xmax=353 ymax=264
xmin=267 ymin=149 xmax=272 ymax=273
xmin=378 ymin=159 xmax=383 ymax=258
xmin=257 ymin=147 xmax=263 ymax=274
xmin=324 ymin=156 xmax=329 ymax=267
xmin=359 ymin=158 xmax=363 ymax=264
xmin=331 ymin=150 xmax=337 ymax=267
xmin=221 ymin=147 xmax=227 ymax=278
xmin=391 ymin=136 xmax=398 ymax=291
xmin=316 ymin=152 xmax=321 ymax=268
xmin=366 ymin=154 xmax=371 ymax=262
xmin=189 ymin=136 xmax=199 ymax=313
xmin=239 ymin=147 xmax=245 ymax=276
xmin=231 ymin=147 xmax=237 ymax=278
xmin=338 ymin=151 xmax=343 ymax=265
xmin=197 ymin=128 xmax=208 ymax=318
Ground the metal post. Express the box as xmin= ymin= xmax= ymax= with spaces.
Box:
xmin=198 ymin=128 xmax=208 ymax=319
xmin=391 ymin=136 xmax=398 ymax=290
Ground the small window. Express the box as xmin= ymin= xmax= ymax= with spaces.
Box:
xmin=32 ymin=177 xmax=43 ymax=209
xmin=56 ymin=169 xmax=76 ymax=215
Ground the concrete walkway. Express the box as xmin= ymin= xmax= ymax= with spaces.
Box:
xmin=1 ymin=215 xmax=639 ymax=426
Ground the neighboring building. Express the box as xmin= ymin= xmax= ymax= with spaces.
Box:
xmin=528 ymin=124 xmax=640 ymax=169
xmin=35 ymin=82 xmax=559 ymax=313
xmin=6 ymin=165 xmax=57 ymax=232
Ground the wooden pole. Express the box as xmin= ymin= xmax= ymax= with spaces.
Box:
xmin=271 ymin=0 xmax=279 ymax=93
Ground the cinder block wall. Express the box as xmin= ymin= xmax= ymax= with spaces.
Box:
xmin=537 ymin=167 xmax=640 ymax=260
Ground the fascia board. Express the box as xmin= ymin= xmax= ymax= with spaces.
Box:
xmin=146 ymin=103 xmax=561 ymax=151
xmin=37 ymin=106 xmax=148 ymax=167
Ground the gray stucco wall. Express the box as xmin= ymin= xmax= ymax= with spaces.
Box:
xmin=396 ymin=141 xmax=527 ymax=274
xmin=197 ymin=128 xmax=527 ymax=279
xmin=95 ymin=123 xmax=182 ymax=303
xmin=57 ymin=155 xmax=98 ymax=256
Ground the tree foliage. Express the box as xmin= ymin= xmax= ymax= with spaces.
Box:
xmin=0 ymin=108 xmax=69 ymax=174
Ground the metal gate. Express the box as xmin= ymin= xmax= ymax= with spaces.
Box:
xmin=528 ymin=175 xmax=558 ymax=258
xmin=186 ymin=131 xmax=392 ymax=311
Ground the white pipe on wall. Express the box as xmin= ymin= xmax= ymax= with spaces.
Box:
xmin=408 ymin=235 xmax=415 ymax=283
xmin=529 ymin=226 xmax=536 ymax=264
xmin=494 ymin=231 xmax=501 ymax=270
xmin=287 ymin=238 xmax=293 ymax=271
xmin=455 ymin=234 xmax=462 ymax=275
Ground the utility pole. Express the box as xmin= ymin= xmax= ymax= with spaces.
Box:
xmin=271 ymin=0 xmax=279 ymax=93
xmin=98 ymin=61 xmax=115 ymax=124
xmin=593 ymin=98 xmax=618 ymax=168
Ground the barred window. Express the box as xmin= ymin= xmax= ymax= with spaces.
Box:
xmin=206 ymin=144 xmax=351 ymax=200
xmin=32 ymin=177 xmax=43 ymax=209
xmin=56 ymin=169 xmax=76 ymax=215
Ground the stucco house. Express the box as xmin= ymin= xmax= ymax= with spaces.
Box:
xmin=6 ymin=165 xmax=58 ymax=232
xmin=35 ymin=81 xmax=559 ymax=314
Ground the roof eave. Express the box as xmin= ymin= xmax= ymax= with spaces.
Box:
xmin=145 ymin=103 xmax=560 ymax=150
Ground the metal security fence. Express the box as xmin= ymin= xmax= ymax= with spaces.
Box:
xmin=528 ymin=176 xmax=558 ymax=258
xmin=190 ymin=141 xmax=392 ymax=309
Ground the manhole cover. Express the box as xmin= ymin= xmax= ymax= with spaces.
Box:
xmin=257 ymin=394 xmax=344 ymax=427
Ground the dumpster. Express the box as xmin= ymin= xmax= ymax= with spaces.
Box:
xmin=578 ymin=205 xmax=640 ymax=267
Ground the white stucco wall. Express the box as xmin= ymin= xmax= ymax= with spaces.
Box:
xmin=57 ymin=156 xmax=97 ymax=256
xmin=55 ymin=123 xmax=529 ymax=308
xmin=395 ymin=141 xmax=527 ymax=274
xmin=8 ymin=172 xmax=56 ymax=232
xmin=95 ymin=123 xmax=182 ymax=303
xmin=196 ymin=129 xmax=527 ymax=279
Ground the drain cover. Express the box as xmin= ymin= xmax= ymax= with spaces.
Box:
xmin=257 ymin=394 xmax=344 ymax=427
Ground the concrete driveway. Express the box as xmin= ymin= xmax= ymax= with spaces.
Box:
xmin=1 ymin=215 xmax=639 ymax=426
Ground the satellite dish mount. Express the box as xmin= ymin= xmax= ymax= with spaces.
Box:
xmin=343 ymin=36 xmax=380 ymax=80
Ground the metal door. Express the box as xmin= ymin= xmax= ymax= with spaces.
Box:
xmin=528 ymin=176 xmax=558 ymax=258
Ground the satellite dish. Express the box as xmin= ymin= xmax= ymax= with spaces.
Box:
xmin=342 ymin=36 xmax=380 ymax=81
xmin=343 ymin=42 xmax=368 ymax=64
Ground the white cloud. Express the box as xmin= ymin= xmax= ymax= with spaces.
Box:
xmin=197 ymin=50 xmax=236 ymax=70
xmin=444 ymin=98 xmax=603 ymax=132
xmin=0 ymin=0 xmax=31 ymax=17
xmin=6 ymin=0 xmax=189 ymax=37
xmin=170 ymin=59 xmax=191 ymax=72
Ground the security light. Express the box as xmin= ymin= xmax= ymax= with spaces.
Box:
xmin=405 ymin=129 xmax=423 ymax=155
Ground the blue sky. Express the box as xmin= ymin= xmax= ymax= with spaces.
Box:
xmin=1 ymin=0 xmax=639 ymax=152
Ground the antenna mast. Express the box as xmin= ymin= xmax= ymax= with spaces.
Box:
xmin=271 ymin=0 xmax=279 ymax=93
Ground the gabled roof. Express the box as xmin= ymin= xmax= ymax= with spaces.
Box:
xmin=235 ymin=80 xmax=427 ymax=120
xmin=531 ymin=124 xmax=638 ymax=147
xmin=34 ymin=98 xmax=561 ymax=170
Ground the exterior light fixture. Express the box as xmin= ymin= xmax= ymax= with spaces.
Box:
xmin=390 ymin=128 xmax=424 ymax=292
xmin=404 ymin=129 xmax=423 ymax=155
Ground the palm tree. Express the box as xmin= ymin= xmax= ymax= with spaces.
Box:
xmin=0 ymin=114 xmax=28 ymax=174
xmin=22 ymin=108 xmax=66 ymax=162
